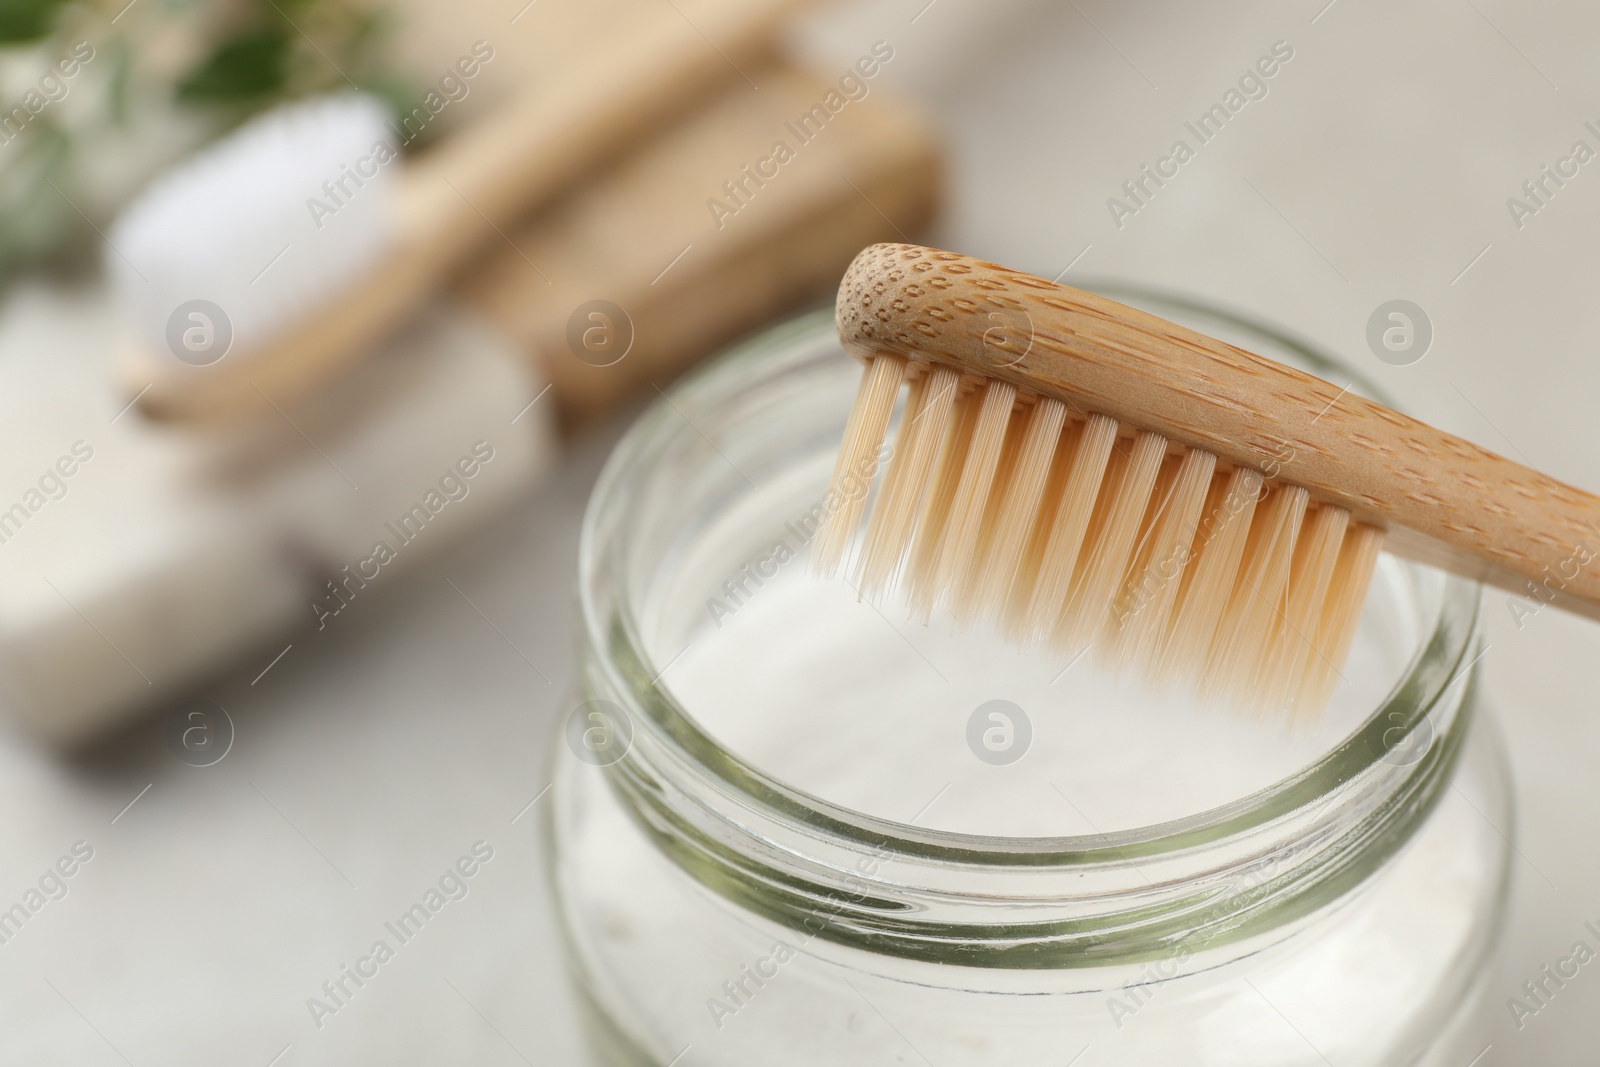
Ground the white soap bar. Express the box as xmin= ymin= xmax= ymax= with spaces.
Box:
xmin=0 ymin=281 xmax=556 ymax=744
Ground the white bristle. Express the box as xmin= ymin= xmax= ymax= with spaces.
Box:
xmin=108 ymin=93 xmax=398 ymax=364
xmin=819 ymin=359 xmax=1387 ymax=713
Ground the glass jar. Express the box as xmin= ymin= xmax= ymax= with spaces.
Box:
xmin=545 ymin=295 xmax=1512 ymax=1066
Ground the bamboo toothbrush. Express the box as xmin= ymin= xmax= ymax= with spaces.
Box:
xmin=110 ymin=0 xmax=808 ymax=424
xmin=815 ymin=243 xmax=1600 ymax=711
xmin=2 ymin=66 xmax=936 ymax=747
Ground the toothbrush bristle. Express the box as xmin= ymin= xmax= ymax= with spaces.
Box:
xmin=107 ymin=93 xmax=398 ymax=364
xmin=816 ymin=355 xmax=1385 ymax=714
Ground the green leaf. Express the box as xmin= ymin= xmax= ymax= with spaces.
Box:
xmin=0 ymin=0 xmax=65 ymax=42
xmin=108 ymin=36 xmax=134 ymax=124
xmin=356 ymin=75 xmax=420 ymax=126
xmin=176 ymin=28 xmax=291 ymax=101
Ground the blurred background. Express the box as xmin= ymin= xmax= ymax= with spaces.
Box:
xmin=0 ymin=0 xmax=1596 ymax=1062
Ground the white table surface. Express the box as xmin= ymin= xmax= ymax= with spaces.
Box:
xmin=3 ymin=1 xmax=1597 ymax=1063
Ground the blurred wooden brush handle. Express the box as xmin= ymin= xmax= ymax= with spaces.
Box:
xmin=119 ymin=0 xmax=811 ymax=423
xmin=460 ymin=65 xmax=941 ymax=427
xmin=835 ymin=243 xmax=1600 ymax=620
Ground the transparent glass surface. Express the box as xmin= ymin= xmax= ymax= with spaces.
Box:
xmin=546 ymin=296 xmax=1513 ymax=1067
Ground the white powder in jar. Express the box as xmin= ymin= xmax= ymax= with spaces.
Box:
xmin=669 ymin=557 xmax=1416 ymax=835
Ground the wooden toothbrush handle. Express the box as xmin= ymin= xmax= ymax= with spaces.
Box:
xmin=837 ymin=243 xmax=1600 ymax=620
xmin=123 ymin=0 xmax=810 ymax=423
xmin=461 ymin=65 xmax=941 ymax=427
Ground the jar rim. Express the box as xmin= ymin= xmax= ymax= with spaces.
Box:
xmin=575 ymin=293 xmax=1485 ymax=964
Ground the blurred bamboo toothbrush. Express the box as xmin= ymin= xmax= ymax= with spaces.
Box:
xmin=7 ymin=68 xmax=939 ymax=747
xmin=108 ymin=0 xmax=808 ymax=424
xmin=816 ymin=244 xmax=1600 ymax=712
